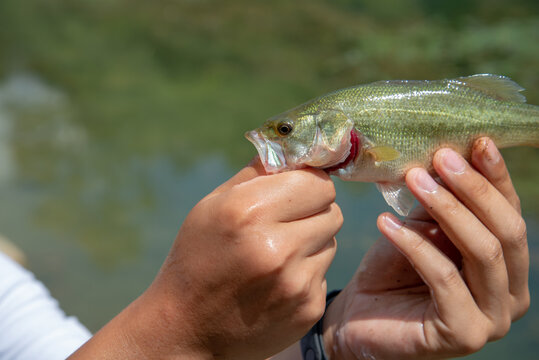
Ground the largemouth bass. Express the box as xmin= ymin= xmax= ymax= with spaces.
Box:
xmin=245 ymin=74 xmax=539 ymax=216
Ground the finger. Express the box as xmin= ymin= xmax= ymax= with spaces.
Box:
xmin=282 ymin=261 xmax=330 ymax=326
xmin=210 ymin=156 xmax=267 ymax=196
xmin=306 ymin=236 xmax=337 ymax=287
xmin=403 ymin=219 xmax=461 ymax=267
xmin=283 ymin=202 xmax=343 ymax=257
xmin=222 ymin=168 xmax=336 ymax=222
xmin=377 ymin=213 xmax=480 ymax=326
xmin=433 ymin=149 xmax=529 ymax=300
xmin=433 ymin=149 xmax=522 ymax=248
xmin=298 ymin=235 xmax=336 ymax=316
xmin=406 ymin=167 xmax=510 ymax=318
xmin=470 ymin=137 xmax=521 ymax=213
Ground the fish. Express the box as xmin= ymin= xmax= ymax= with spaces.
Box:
xmin=245 ymin=74 xmax=539 ymax=216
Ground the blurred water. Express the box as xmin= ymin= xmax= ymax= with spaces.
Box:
xmin=1 ymin=0 xmax=538 ymax=358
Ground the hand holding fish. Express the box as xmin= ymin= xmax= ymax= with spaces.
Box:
xmin=70 ymin=158 xmax=342 ymax=360
xmin=320 ymin=138 xmax=530 ymax=359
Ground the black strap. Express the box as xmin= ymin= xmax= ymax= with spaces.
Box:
xmin=300 ymin=290 xmax=341 ymax=360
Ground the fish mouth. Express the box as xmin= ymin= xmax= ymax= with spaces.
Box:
xmin=324 ymin=130 xmax=360 ymax=173
xmin=244 ymin=130 xmax=288 ymax=173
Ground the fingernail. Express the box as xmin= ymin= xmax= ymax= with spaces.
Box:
xmin=384 ymin=214 xmax=403 ymax=230
xmin=484 ymin=139 xmax=501 ymax=165
xmin=414 ymin=168 xmax=438 ymax=193
xmin=441 ymin=150 xmax=465 ymax=174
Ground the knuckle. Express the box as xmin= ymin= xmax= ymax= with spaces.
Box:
xmin=458 ymin=333 xmax=487 ymax=355
xmin=522 ymin=291 xmax=531 ymax=313
xmin=332 ymin=203 xmax=344 ymax=227
xmin=302 ymin=296 xmax=326 ymax=325
xmin=514 ymin=291 xmax=531 ymax=319
xmin=216 ymin=196 xmax=257 ymax=231
xmin=217 ymin=202 xmax=244 ymax=230
xmin=441 ymin=194 xmax=461 ymax=217
xmin=294 ymin=289 xmax=326 ymax=328
xmin=508 ymin=217 xmax=528 ymax=251
xmin=315 ymin=177 xmax=336 ymax=203
xmin=489 ymin=315 xmax=512 ymax=341
xmin=523 ymin=291 xmax=531 ymax=310
xmin=445 ymin=321 xmax=489 ymax=356
xmin=512 ymin=195 xmax=522 ymax=211
xmin=325 ymin=180 xmax=337 ymax=202
xmin=407 ymin=231 xmax=428 ymax=252
xmin=250 ymin=255 xmax=285 ymax=277
xmin=481 ymin=241 xmax=504 ymax=266
xmin=469 ymin=178 xmax=490 ymax=201
xmin=238 ymin=239 xmax=289 ymax=276
xmin=472 ymin=178 xmax=491 ymax=199
xmin=287 ymin=171 xmax=311 ymax=188
xmin=279 ymin=276 xmax=311 ymax=302
xmin=293 ymin=170 xmax=336 ymax=202
xmin=437 ymin=265 xmax=462 ymax=289
xmin=332 ymin=237 xmax=338 ymax=254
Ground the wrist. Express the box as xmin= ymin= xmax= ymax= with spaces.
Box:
xmin=322 ymin=289 xmax=346 ymax=360
xmin=300 ymin=290 xmax=341 ymax=360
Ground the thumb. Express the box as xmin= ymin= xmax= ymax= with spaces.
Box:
xmin=210 ymin=156 xmax=267 ymax=196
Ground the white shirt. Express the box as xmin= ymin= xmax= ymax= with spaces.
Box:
xmin=0 ymin=252 xmax=91 ymax=360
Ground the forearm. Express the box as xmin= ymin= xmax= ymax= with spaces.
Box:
xmin=69 ymin=287 xmax=210 ymax=360
xmin=68 ymin=301 xmax=143 ymax=359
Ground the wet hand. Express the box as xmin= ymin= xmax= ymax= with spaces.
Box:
xmin=323 ymin=138 xmax=530 ymax=359
xmin=69 ymin=158 xmax=342 ymax=360
xmin=149 ymin=158 xmax=342 ymax=359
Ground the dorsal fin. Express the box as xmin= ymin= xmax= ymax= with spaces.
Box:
xmin=453 ymin=74 xmax=526 ymax=103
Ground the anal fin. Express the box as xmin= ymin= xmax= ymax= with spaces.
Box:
xmin=376 ymin=182 xmax=416 ymax=216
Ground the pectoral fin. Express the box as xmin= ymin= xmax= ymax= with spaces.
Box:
xmin=376 ymin=182 xmax=415 ymax=216
xmin=366 ymin=146 xmax=400 ymax=165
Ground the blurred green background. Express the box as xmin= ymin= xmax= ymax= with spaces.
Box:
xmin=0 ymin=0 xmax=538 ymax=358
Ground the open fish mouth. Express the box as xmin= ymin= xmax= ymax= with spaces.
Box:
xmin=244 ymin=130 xmax=288 ymax=173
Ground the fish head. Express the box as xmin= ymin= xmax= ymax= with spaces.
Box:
xmin=245 ymin=107 xmax=356 ymax=173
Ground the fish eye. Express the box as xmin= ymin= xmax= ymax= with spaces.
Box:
xmin=277 ymin=122 xmax=293 ymax=136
